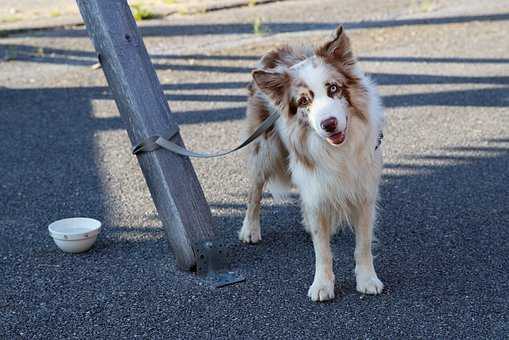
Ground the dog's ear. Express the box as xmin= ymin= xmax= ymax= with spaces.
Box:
xmin=252 ymin=69 xmax=291 ymax=105
xmin=316 ymin=25 xmax=355 ymax=67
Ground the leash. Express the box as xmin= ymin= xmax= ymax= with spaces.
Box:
xmin=132 ymin=112 xmax=383 ymax=157
xmin=132 ymin=112 xmax=280 ymax=157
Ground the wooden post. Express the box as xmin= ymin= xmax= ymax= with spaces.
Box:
xmin=76 ymin=0 xmax=215 ymax=270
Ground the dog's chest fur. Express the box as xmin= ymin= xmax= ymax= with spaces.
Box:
xmin=275 ymin=113 xmax=382 ymax=227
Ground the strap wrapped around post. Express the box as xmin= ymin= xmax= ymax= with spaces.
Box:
xmin=132 ymin=125 xmax=180 ymax=155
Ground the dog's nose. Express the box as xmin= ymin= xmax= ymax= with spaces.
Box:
xmin=320 ymin=117 xmax=337 ymax=133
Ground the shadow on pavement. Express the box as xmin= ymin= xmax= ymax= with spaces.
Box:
xmin=1 ymin=69 xmax=507 ymax=127
xmin=0 ymin=86 xmax=107 ymax=228
xmin=1 ymin=76 xmax=508 ymax=339
xmin=1 ymin=89 xmax=507 ymax=334
xmin=361 ymin=56 xmax=509 ymax=64
xmin=13 ymin=12 xmax=509 ymax=38
xmin=3 ymin=44 xmax=509 ymax=68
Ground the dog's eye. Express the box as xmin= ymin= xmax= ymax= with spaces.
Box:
xmin=328 ymin=84 xmax=341 ymax=97
xmin=298 ymin=96 xmax=310 ymax=107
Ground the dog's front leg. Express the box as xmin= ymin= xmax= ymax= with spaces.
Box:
xmin=305 ymin=207 xmax=335 ymax=302
xmin=354 ymin=201 xmax=384 ymax=294
xmin=239 ymin=176 xmax=264 ymax=243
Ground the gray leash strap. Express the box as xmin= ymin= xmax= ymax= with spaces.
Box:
xmin=132 ymin=112 xmax=280 ymax=158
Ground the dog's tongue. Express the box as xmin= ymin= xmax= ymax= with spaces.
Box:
xmin=327 ymin=131 xmax=345 ymax=145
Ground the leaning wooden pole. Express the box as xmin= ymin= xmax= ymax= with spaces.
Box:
xmin=76 ymin=0 xmax=215 ymax=270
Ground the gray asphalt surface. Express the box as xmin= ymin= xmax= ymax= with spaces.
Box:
xmin=1 ymin=0 xmax=508 ymax=338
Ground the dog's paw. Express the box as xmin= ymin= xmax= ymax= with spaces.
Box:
xmin=356 ymin=273 xmax=384 ymax=295
xmin=308 ymin=277 xmax=335 ymax=302
xmin=238 ymin=219 xmax=261 ymax=244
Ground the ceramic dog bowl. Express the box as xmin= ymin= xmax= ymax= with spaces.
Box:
xmin=48 ymin=217 xmax=101 ymax=253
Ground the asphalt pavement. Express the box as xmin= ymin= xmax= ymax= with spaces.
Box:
xmin=0 ymin=0 xmax=508 ymax=338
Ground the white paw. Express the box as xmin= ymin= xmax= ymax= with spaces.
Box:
xmin=356 ymin=273 xmax=384 ymax=295
xmin=308 ymin=277 xmax=335 ymax=302
xmin=238 ymin=219 xmax=261 ymax=244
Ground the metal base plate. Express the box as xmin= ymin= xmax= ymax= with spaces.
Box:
xmin=198 ymin=270 xmax=245 ymax=288
xmin=194 ymin=240 xmax=245 ymax=288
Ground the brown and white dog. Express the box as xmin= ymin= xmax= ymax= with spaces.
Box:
xmin=239 ymin=26 xmax=385 ymax=301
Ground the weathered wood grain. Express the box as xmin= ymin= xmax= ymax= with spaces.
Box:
xmin=76 ymin=0 xmax=215 ymax=270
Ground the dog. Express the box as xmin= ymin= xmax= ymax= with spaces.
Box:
xmin=239 ymin=26 xmax=385 ymax=302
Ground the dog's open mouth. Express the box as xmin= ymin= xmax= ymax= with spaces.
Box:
xmin=325 ymin=115 xmax=348 ymax=146
xmin=327 ymin=131 xmax=346 ymax=145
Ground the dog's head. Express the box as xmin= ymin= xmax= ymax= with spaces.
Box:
xmin=252 ymin=26 xmax=367 ymax=146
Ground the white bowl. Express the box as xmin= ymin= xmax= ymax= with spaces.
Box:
xmin=48 ymin=217 xmax=101 ymax=253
